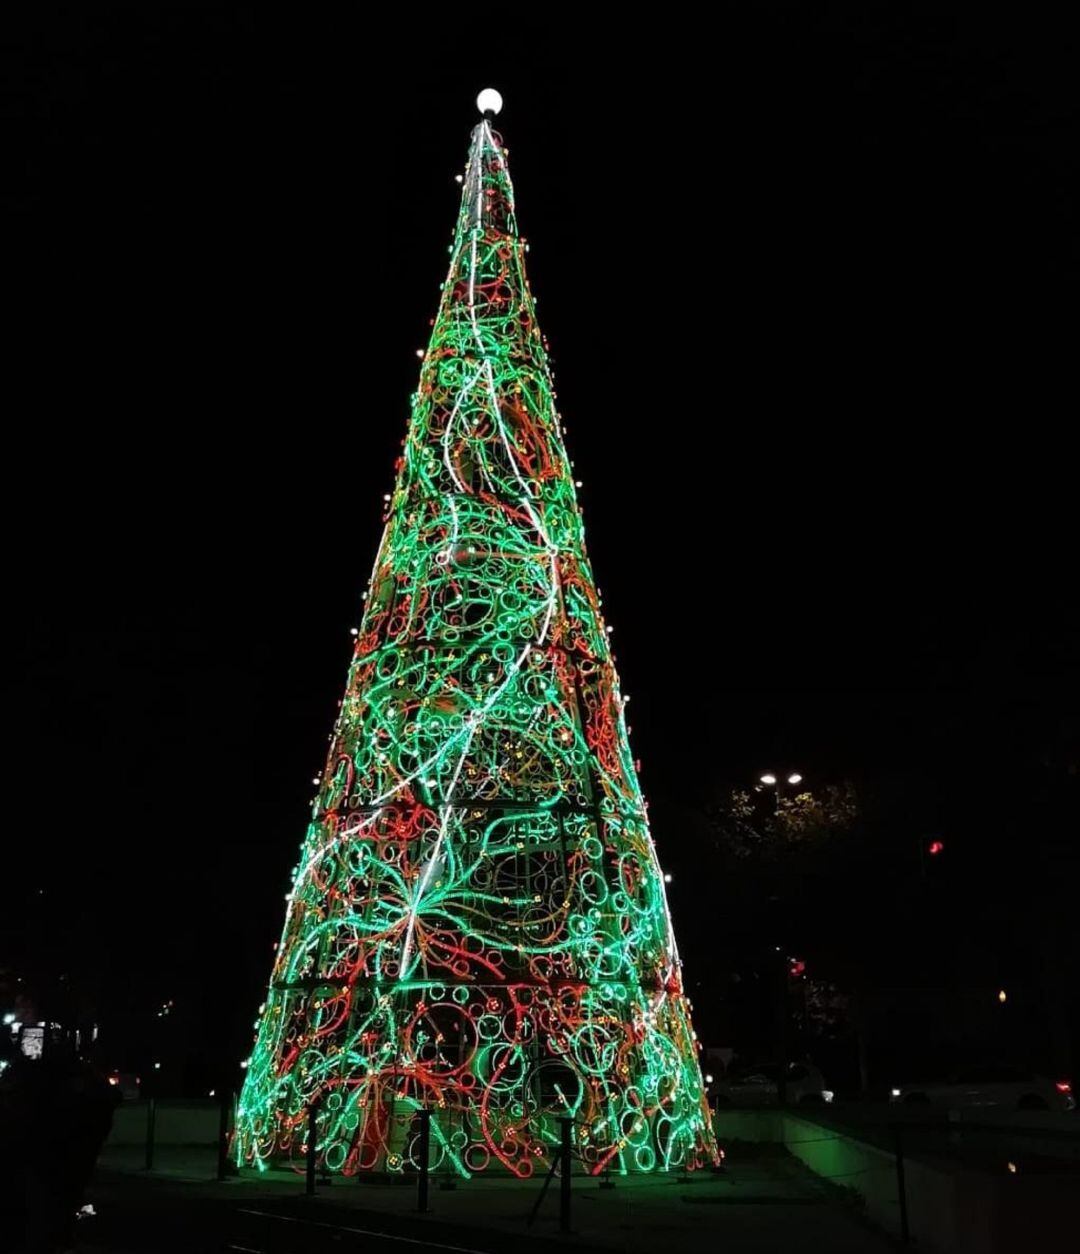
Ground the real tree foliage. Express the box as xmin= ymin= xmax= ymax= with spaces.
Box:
xmin=708 ymin=782 xmax=859 ymax=864
xmin=693 ymin=775 xmax=951 ymax=1088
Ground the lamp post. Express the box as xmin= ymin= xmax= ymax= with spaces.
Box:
xmin=757 ymin=773 xmax=802 ymax=1104
xmin=758 ymin=772 xmax=803 ymax=815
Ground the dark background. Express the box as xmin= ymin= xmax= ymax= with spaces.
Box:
xmin=5 ymin=8 xmax=1077 ymax=1091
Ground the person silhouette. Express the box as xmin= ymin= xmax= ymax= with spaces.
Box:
xmin=2 ymin=1031 xmax=118 ymax=1253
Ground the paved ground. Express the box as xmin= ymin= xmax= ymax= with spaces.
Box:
xmin=66 ymin=1145 xmax=898 ymax=1253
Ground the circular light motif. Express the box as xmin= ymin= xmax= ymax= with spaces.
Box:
xmin=234 ymin=112 xmax=715 ymax=1182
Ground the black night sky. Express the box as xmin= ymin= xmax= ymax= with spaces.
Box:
xmin=6 ymin=9 xmax=1078 ymax=1090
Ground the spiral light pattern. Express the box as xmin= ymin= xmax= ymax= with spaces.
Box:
xmin=234 ymin=119 xmax=718 ymax=1178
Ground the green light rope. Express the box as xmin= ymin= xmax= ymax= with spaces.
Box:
xmin=235 ymin=118 xmax=717 ymax=1178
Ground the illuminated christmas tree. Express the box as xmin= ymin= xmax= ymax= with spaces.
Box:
xmin=235 ymin=91 xmax=717 ymax=1178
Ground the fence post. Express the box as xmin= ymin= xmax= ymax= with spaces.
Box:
xmin=217 ymin=1090 xmax=232 ymax=1181
xmin=306 ymin=1101 xmax=319 ymax=1197
xmin=417 ymin=1109 xmax=431 ymax=1213
xmin=893 ymin=1123 xmax=910 ymax=1245
xmin=144 ymin=1097 xmax=156 ymax=1171
xmin=559 ymin=1116 xmax=572 ymax=1234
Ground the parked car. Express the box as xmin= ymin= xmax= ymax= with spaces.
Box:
xmin=711 ymin=1061 xmax=833 ymax=1107
xmin=889 ymin=1064 xmax=1074 ymax=1112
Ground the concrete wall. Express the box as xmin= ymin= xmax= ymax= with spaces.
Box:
xmin=782 ymin=1113 xmax=933 ymax=1248
xmin=711 ymin=1108 xmax=785 ymax=1144
xmin=713 ymin=1109 xmax=1075 ymax=1254
xmin=107 ymin=1099 xmax=220 ymax=1147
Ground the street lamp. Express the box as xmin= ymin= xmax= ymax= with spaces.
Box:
xmin=758 ymin=772 xmax=804 ymax=812
xmin=756 ymin=771 xmax=804 ymax=1102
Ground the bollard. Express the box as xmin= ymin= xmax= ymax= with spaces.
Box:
xmin=893 ymin=1124 xmax=910 ymax=1245
xmin=144 ymin=1097 xmax=156 ymax=1171
xmin=216 ymin=1090 xmax=232 ymax=1181
xmin=417 ymin=1109 xmax=431 ymax=1213
xmin=559 ymin=1116 xmax=572 ymax=1234
xmin=306 ymin=1101 xmax=319 ymax=1196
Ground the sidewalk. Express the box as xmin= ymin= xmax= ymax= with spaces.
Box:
xmin=89 ymin=1145 xmax=897 ymax=1254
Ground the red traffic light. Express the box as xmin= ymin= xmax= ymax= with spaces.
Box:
xmin=928 ymin=840 xmax=945 ymax=856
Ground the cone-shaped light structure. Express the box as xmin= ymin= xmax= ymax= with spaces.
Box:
xmin=235 ymin=107 xmax=718 ymax=1178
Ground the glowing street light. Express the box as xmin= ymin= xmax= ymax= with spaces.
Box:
xmin=758 ymin=771 xmax=804 ymax=813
